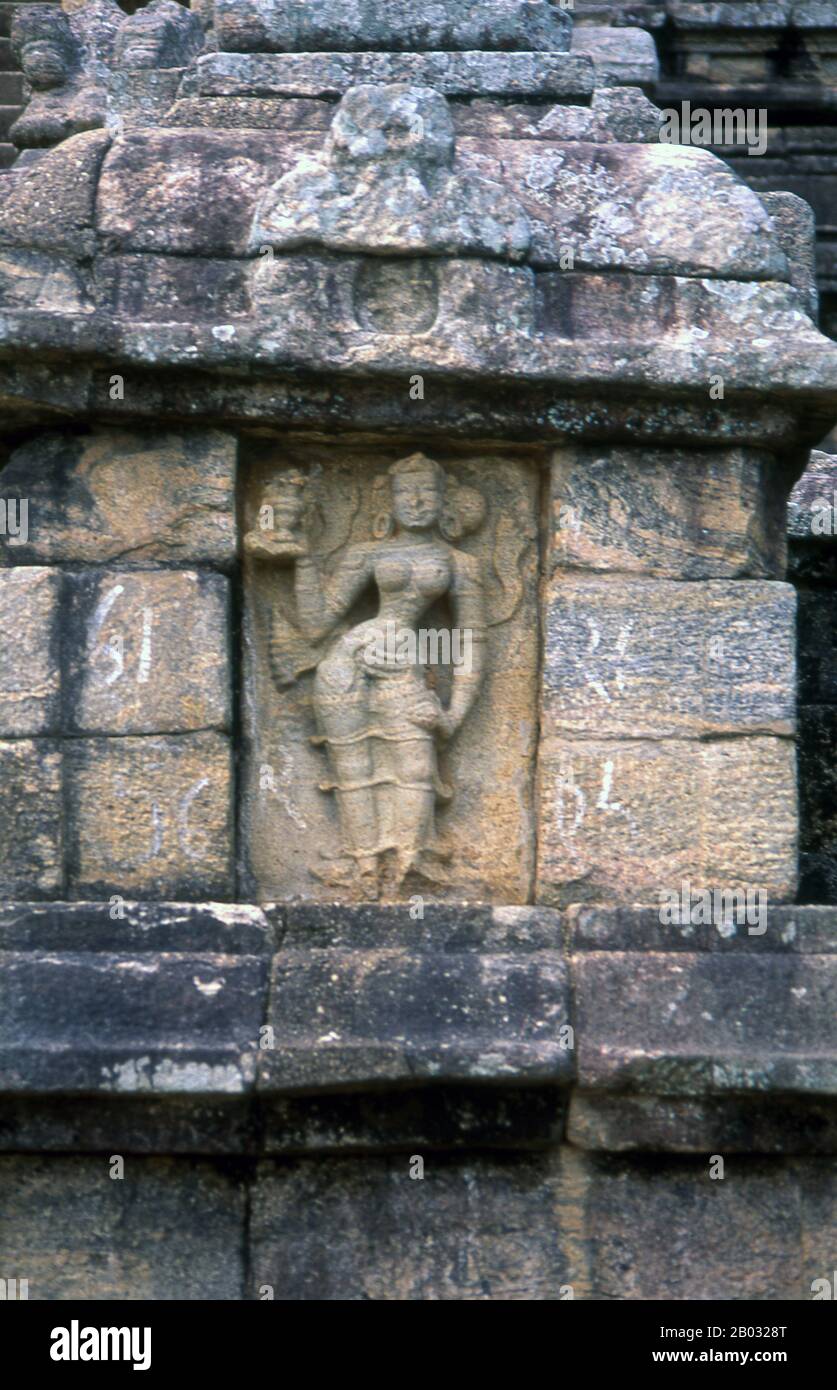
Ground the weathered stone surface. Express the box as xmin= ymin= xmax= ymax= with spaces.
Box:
xmin=0 ymin=912 xmax=268 ymax=1095
xmin=249 ymin=1148 xmax=833 ymax=1300
xmin=542 ymin=578 xmax=796 ymax=739
xmin=0 ymin=247 xmax=91 ymax=314
xmin=113 ymin=0 xmax=204 ymax=72
xmin=258 ymin=910 xmax=571 ymax=1092
xmin=0 ymin=430 xmax=237 ymax=568
xmin=97 ymin=130 xmax=288 ymax=257
xmin=9 ymin=0 xmax=205 ymax=150
xmin=65 ymin=569 xmax=230 ymax=736
xmin=537 ymin=736 xmax=797 ymax=905
xmin=0 ymin=131 xmax=111 ymax=258
xmin=66 ymin=732 xmax=233 ymax=899
xmin=550 ymin=444 xmax=788 ymax=578
xmin=569 ymin=1092 xmax=837 ymax=1153
xmin=260 ymin=1086 xmax=565 ymax=1156
xmin=0 ymin=567 xmax=60 ymax=735
xmin=788 ymin=449 xmax=837 ymax=538
xmin=571 ymin=25 xmax=659 ymax=87
xmin=250 ymin=86 xmax=532 ymax=261
xmin=8 ymin=0 xmax=119 ymax=151
xmin=98 ymin=118 xmax=787 ymax=282
xmin=196 ymin=51 xmax=595 ymax=101
xmin=249 ymin=1151 xmax=585 ymax=1300
xmin=0 ymin=899 xmax=276 ymax=955
xmin=282 ymin=903 xmax=562 ymax=951
xmin=164 ymin=95 xmax=335 ymax=132
xmin=585 ymin=1154 xmax=822 ymax=1301
xmin=574 ymin=950 xmax=837 ymax=1095
xmin=761 ymin=190 xmax=819 ymax=319
xmin=568 ymin=903 xmax=837 ymax=953
xmin=210 ymin=0 xmax=572 ymax=54
xmin=507 ymin=141 xmax=788 ymax=278
xmin=97 ymin=253 xmax=251 ymax=323
xmin=452 ymin=87 xmax=664 ymax=143
xmin=0 ymin=1156 xmax=246 ymax=1300
xmin=0 ymin=739 xmax=62 ymax=898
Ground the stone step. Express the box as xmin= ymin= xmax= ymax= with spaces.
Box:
xmin=0 ymin=36 xmax=11 ymax=68
xmin=0 ymin=71 xmax=22 ymax=104
xmin=0 ymin=103 xmax=17 ymax=138
xmin=0 ymin=140 xmax=17 ymax=169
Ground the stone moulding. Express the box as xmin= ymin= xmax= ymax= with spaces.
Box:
xmin=0 ymin=903 xmax=835 ymax=1155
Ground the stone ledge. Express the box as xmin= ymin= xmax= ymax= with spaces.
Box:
xmin=0 ymin=902 xmax=834 ymax=1154
xmin=195 ymin=52 xmax=595 ymax=101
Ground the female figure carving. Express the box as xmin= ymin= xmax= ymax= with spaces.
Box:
xmin=246 ymin=453 xmax=487 ymax=897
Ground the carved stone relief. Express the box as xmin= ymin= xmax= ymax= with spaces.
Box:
xmin=242 ymin=441 xmax=540 ymax=903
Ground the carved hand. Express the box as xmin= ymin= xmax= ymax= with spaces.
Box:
xmin=244 ymin=529 xmax=308 ymax=559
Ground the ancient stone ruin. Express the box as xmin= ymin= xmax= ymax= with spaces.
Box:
xmin=0 ymin=0 xmax=835 ymax=1304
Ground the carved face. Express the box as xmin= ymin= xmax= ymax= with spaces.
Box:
xmin=391 ymin=469 xmax=444 ymax=532
xmin=21 ymin=40 xmax=71 ymax=89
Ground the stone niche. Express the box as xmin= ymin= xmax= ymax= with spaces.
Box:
xmin=240 ymin=438 xmax=541 ymax=904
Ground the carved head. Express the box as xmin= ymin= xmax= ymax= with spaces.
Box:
xmin=376 ymin=454 xmax=486 ymax=541
xmin=11 ymin=6 xmax=78 ymax=89
xmin=115 ymin=0 xmax=205 ymax=71
xmin=329 ymin=85 xmax=455 ymax=171
xmin=389 ymin=453 xmax=445 ymax=533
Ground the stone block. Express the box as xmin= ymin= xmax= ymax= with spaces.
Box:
xmin=761 ymin=190 xmax=819 ymax=320
xmin=97 ymin=130 xmax=284 ymax=257
xmin=249 ymin=1150 xmax=584 ymax=1300
xmin=0 ymin=739 xmax=62 ymax=898
xmin=506 ymin=141 xmax=787 ymax=279
xmin=258 ymin=907 xmax=571 ymax=1092
xmin=788 ymin=449 xmax=837 ymax=539
xmin=0 ymin=247 xmax=91 ymax=314
xmin=585 ymin=1155 xmax=810 ymax=1301
xmin=0 ymin=567 xmax=60 ymax=735
xmin=568 ymin=1092 xmax=837 ymax=1154
xmin=574 ymin=950 xmax=837 ymax=1095
xmin=0 ymin=131 xmax=110 ymax=259
xmin=65 ymin=569 xmax=230 ymax=735
xmin=249 ymin=1148 xmax=832 ymax=1300
xmin=550 ymin=445 xmax=788 ymax=578
xmin=567 ymin=903 xmax=837 ymax=953
xmin=536 ymin=735 xmax=797 ymax=904
xmin=0 ymin=1156 xmax=246 ymax=1300
xmin=0 ymin=905 xmax=270 ymax=1095
xmin=66 ymin=732 xmax=233 ymax=899
xmin=195 ymin=52 xmax=595 ymax=102
xmin=571 ymin=25 xmax=659 ymax=86
xmin=210 ymin=0 xmax=572 ymax=53
xmin=96 ymin=254 xmax=250 ymax=324
xmin=542 ymin=578 xmax=796 ymax=739
xmin=0 ymin=429 xmax=237 ymax=569
xmin=259 ymin=1085 xmax=565 ymax=1156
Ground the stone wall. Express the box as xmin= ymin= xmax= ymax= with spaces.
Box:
xmin=0 ymin=0 xmax=834 ymax=1303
